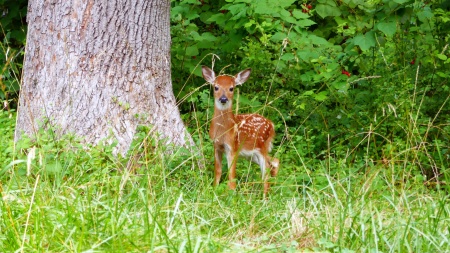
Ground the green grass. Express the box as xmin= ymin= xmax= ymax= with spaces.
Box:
xmin=0 ymin=111 xmax=449 ymax=252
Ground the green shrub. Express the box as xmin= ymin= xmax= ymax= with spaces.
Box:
xmin=0 ymin=0 xmax=27 ymax=109
xmin=171 ymin=0 xmax=449 ymax=182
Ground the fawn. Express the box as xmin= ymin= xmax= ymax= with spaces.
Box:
xmin=201 ymin=66 xmax=279 ymax=197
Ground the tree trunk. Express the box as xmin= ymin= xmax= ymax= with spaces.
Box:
xmin=15 ymin=0 xmax=191 ymax=154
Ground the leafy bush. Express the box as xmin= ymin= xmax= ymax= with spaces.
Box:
xmin=170 ymin=0 xmax=449 ymax=183
xmin=0 ymin=0 xmax=27 ymax=109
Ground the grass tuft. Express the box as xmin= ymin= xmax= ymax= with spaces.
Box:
xmin=0 ymin=109 xmax=449 ymax=252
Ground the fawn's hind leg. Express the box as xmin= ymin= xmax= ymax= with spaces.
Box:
xmin=269 ymin=157 xmax=279 ymax=177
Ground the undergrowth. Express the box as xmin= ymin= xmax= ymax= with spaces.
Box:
xmin=0 ymin=110 xmax=449 ymax=252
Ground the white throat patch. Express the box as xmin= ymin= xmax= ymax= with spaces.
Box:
xmin=215 ymin=99 xmax=232 ymax=110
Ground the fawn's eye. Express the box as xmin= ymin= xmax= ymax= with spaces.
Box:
xmin=229 ymin=87 xmax=234 ymax=92
xmin=214 ymin=86 xmax=219 ymax=91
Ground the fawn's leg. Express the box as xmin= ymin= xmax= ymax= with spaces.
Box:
xmin=213 ymin=145 xmax=224 ymax=186
xmin=262 ymin=156 xmax=280 ymax=198
xmin=225 ymin=146 xmax=237 ymax=190
xmin=269 ymin=157 xmax=279 ymax=177
xmin=262 ymin=157 xmax=271 ymax=198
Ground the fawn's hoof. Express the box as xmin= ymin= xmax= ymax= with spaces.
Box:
xmin=228 ymin=181 xmax=237 ymax=190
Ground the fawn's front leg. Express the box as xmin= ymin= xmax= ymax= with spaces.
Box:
xmin=213 ymin=145 xmax=224 ymax=186
xmin=225 ymin=146 xmax=237 ymax=190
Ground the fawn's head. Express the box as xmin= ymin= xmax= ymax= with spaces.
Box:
xmin=202 ymin=66 xmax=251 ymax=111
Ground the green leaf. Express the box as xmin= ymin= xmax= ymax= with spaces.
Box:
xmin=226 ymin=3 xmax=247 ymax=15
xmin=417 ymin=9 xmax=433 ymax=22
xmin=207 ymin=13 xmax=227 ymax=25
xmin=196 ymin=40 xmax=214 ymax=49
xmin=185 ymin=46 xmax=199 ymax=56
xmin=392 ymin=0 xmax=412 ymax=3
xmin=183 ymin=0 xmax=202 ymax=4
xmin=297 ymin=50 xmax=320 ymax=62
xmin=308 ymin=34 xmax=329 ymax=45
xmin=436 ymin=54 xmax=448 ymax=61
xmin=332 ymin=81 xmax=348 ymax=91
xmin=281 ymin=53 xmax=295 ymax=61
xmin=171 ymin=6 xmax=187 ymax=17
xmin=254 ymin=2 xmax=275 ymax=15
xmin=297 ymin=19 xmax=316 ymax=28
xmin=436 ymin=72 xmax=449 ymax=78
xmin=299 ymin=102 xmax=306 ymax=110
xmin=276 ymin=0 xmax=297 ymax=8
xmin=185 ymin=12 xmax=199 ymax=20
xmin=292 ymin=9 xmax=310 ymax=19
xmin=352 ymin=31 xmax=376 ymax=51
xmin=377 ymin=21 xmax=397 ymax=37
xmin=283 ymin=15 xmax=298 ymax=24
xmin=271 ymin=32 xmax=287 ymax=42
xmin=316 ymin=4 xmax=342 ymax=18
xmin=303 ymin=90 xmax=315 ymax=96
xmin=253 ymin=0 xmax=296 ymax=15
xmin=201 ymin=32 xmax=217 ymax=42
xmin=314 ymin=91 xmax=328 ymax=101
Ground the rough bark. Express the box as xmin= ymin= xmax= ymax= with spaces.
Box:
xmin=16 ymin=0 xmax=191 ymax=154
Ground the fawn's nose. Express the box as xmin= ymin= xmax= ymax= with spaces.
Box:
xmin=219 ymin=95 xmax=228 ymax=104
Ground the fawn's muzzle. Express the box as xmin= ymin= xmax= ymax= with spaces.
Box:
xmin=219 ymin=96 xmax=228 ymax=104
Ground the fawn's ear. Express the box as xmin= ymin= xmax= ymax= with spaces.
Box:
xmin=234 ymin=68 xmax=251 ymax=85
xmin=201 ymin=66 xmax=216 ymax=84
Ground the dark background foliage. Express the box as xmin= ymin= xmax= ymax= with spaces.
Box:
xmin=169 ymin=0 xmax=449 ymax=181
xmin=0 ymin=0 xmax=27 ymax=109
